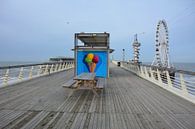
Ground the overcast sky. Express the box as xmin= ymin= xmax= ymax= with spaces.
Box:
xmin=0 ymin=0 xmax=195 ymax=62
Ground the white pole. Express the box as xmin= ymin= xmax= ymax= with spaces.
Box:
xmin=18 ymin=67 xmax=24 ymax=80
xmin=157 ymin=69 xmax=163 ymax=86
xmin=179 ymin=73 xmax=188 ymax=96
xmin=29 ymin=66 xmax=34 ymax=79
xmin=37 ymin=65 xmax=42 ymax=76
xmin=166 ymin=70 xmax=173 ymax=88
xmin=3 ymin=69 xmax=9 ymax=86
xmin=44 ymin=65 xmax=49 ymax=74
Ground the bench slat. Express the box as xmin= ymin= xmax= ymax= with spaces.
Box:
xmin=74 ymin=72 xmax=96 ymax=81
xmin=62 ymin=79 xmax=76 ymax=88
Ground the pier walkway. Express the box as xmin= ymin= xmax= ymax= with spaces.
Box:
xmin=0 ymin=64 xmax=195 ymax=129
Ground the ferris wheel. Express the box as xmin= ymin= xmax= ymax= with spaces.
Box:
xmin=152 ymin=20 xmax=170 ymax=68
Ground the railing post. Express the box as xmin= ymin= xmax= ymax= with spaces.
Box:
xmin=126 ymin=63 xmax=128 ymax=69
xmin=55 ymin=64 xmax=58 ymax=72
xmin=62 ymin=63 xmax=64 ymax=69
xmin=64 ymin=63 xmax=67 ymax=69
xmin=37 ymin=65 xmax=42 ymax=76
xmin=166 ymin=70 xmax=172 ymax=88
xmin=67 ymin=62 xmax=69 ymax=69
xmin=133 ymin=65 xmax=136 ymax=73
xmin=3 ymin=69 xmax=9 ymax=86
xmin=129 ymin=64 xmax=131 ymax=70
xmin=29 ymin=66 xmax=34 ymax=79
xmin=140 ymin=66 xmax=144 ymax=77
xmin=57 ymin=63 xmax=61 ymax=71
xmin=44 ymin=64 xmax=49 ymax=74
xmin=149 ymin=68 xmax=154 ymax=80
xmin=18 ymin=67 xmax=24 ymax=80
xmin=127 ymin=63 xmax=130 ymax=70
xmin=179 ymin=73 xmax=188 ymax=95
xmin=50 ymin=64 xmax=54 ymax=73
xmin=62 ymin=63 xmax=65 ymax=70
xmin=157 ymin=69 xmax=163 ymax=86
xmin=131 ymin=65 xmax=134 ymax=72
xmin=128 ymin=64 xmax=130 ymax=71
xmin=60 ymin=63 xmax=63 ymax=70
xmin=137 ymin=65 xmax=141 ymax=76
xmin=149 ymin=67 xmax=156 ymax=83
xmin=135 ymin=65 xmax=139 ymax=74
xmin=144 ymin=66 xmax=149 ymax=79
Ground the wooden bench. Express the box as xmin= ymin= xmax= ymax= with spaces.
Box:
xmin=63 ymin=74 xmax=106 ymax=96
xmin=74 ymin=72 xmax=99 ymax=95
xmin=62 ymin=79 xmax=76 ymax=88
xmin=96 ymin=77 xmax=106 ymax=89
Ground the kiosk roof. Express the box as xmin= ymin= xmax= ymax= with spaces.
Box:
xmin=76 ymin=33 xmax=109 ymax=47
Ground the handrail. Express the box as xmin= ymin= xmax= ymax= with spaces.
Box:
xmin=0 ymin=61 xmax=73 ymax=69
xmin=113 ymin=61 xmax=195 ymax=104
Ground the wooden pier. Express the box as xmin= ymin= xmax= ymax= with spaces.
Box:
xmin=0 ymin=64 xmax=195 ymax=129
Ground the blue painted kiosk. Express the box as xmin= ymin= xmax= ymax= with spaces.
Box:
xmin=74 ymin=32 xmax=114 ymax=78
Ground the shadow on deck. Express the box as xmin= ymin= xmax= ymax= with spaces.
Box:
xmin=0 ymin=64 xmax=195 ymax=129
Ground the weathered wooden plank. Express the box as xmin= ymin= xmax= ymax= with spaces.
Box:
xmin=33 ymin=111 xmax=57 ymax=129
xmin=0 ymin=110 xmax=26 ymax=128
xmin=88 ymin=113 xmax=95 ymax=129
xmin=79 ymin=91 xmax=93 ymax=113
xmin=70 ymin=113 xmax=87 ymax=129
xmin=10 ymin=111 xmax=39 ymax=129
xmin=52 ymin=112 xmax=73 ymax=129
xmin=2 ymin=111 xmax=34 ymax=129
xmin=21 ymin=111 xmax=49 ymax=129
xmin=88 ymin=95 xmax=97 ymax=113
xmin=42 ymin=112 xmax=63 ymax=129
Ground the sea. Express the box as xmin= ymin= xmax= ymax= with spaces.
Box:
xmin=143 ymin=62 xmax=195 ymax=72
xmin=172 ymin=63 xmax=195 ymax=72
xmin=0 ymin=61 xmax=42 ymax=67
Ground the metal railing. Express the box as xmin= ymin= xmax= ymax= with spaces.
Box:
xmin=0 ymin=61 xmax=74 ymax=87
xmin=113 ymin=61 xmax=195 ymax=104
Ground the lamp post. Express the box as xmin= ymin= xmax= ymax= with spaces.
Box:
xmin=122 ymin=49 xmax=125 ymax=62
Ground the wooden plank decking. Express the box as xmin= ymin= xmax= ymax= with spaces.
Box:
xmin=0 ymin=64 xmax=195 ymax=129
